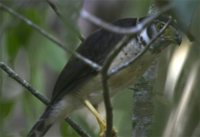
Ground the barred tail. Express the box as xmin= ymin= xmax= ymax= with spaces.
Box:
xmin=27 ymin=106 xmax=55 ymax=137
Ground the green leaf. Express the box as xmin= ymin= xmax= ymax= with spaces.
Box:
xmin=39 ymin=38 xmax=67 ymax=72
xmin=5 ymin=25 xmax=22 ymax=63
xmin=22 ymin=90 xmax=44 ymax=126
xmin=0 ymin=99 xmax=15 ymax=125
xmin=5 ymin=7 xmax=45 ymax=63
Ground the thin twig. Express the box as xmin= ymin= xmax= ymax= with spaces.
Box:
xmin=46 ymin=0 xmax=84 ymax=42
xmin=0 ymin=62 xmax=49 ymax=105
xmin=80 ymin=4 xmax=172 ymax=34
xmin=101 ymin=36 xmax=133 ymax=137
xmin=65 ymin=118 xmax=91 ymax=137
xmin=0 ymin=2 xmax=101 ymax=71
xmin=0 ymin=62 xmax=90 ymax=137
xmin=108 ymin=17 xmax=173 ymax=77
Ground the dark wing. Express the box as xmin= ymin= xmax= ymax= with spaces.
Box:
xmin=50 ymin=18 xmax=137 ymax=103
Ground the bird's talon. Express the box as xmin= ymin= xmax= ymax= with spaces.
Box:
xmin=98 ymin=126 xmax=117 ymax=137
xmin=112 ymin=128 xmax=118 ymax=137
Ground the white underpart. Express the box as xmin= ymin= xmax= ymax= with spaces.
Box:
xmin=52 ymin=37 xmax=160 ymax=122
xmin=140 ymin=28 xmax=150 ymax=45
xmin=71 ymin=38 xmax=158 ymax=106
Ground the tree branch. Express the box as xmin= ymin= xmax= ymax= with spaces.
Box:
xmin=80 ymin=4 xmax=172 ymax=34
xmin=0 ymin=2 xmax=101 ymax=71
xmin=0 ymin=2 xmax=172 ymax=72
xmin=100 ymin=36 xmax=134 ymax=137
xmin=46 ymin=0 xmax=84 ymax=42
xmin=100 ymin=14 xmax=172 ymax=137
xmin=0 ymin=62 xmax=90 ymax=137
xmin=0 ymin=62 xmax=49 ymax=105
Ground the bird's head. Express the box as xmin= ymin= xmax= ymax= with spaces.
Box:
xmin=138 ymin=16 xmax=182 ymax=53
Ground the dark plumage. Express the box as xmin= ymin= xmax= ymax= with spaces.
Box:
xmin=51 ymin=18 xmax=137 ymax=103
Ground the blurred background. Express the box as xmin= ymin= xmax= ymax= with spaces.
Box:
xmin=0 ymin=0 xmax=200 ymax=137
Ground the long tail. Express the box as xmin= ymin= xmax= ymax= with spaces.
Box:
xmin=27 ymin=106 xmax=55 ymax=137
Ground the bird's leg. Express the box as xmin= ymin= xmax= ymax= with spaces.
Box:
xmin=84 ymin=99 xmax=106 ymax=137
xmin=83 ymin=99 xmax=118 ymax=137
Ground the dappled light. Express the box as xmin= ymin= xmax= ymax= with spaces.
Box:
xmin=164 ymin=37 xmax=190 ymax=102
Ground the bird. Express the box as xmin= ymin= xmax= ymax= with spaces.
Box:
xmin=27 ymin=15 xmax=182 ymax=137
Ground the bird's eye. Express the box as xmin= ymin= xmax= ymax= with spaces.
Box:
xmin=156 ymin=23 xmax=165 ymax=30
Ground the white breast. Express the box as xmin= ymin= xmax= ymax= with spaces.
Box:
xmin=77 ymin=39 xmax=159 ymax=105
xmin=54 ymin=38 xmax=160 ymax=119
